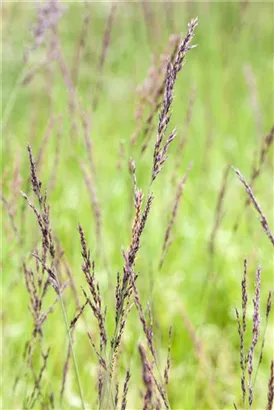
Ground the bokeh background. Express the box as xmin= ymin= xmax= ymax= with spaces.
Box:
xmin=1 ymin=1 xmax=273 ymax=409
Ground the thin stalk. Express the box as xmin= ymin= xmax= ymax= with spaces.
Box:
xmin=99 ymin=293 xmax=126 ymax=410
xmin=58 ymin=292 xmax=86 ymax=410
xmin=253 ymin=317 xmax=269 ymax=387
xmin=2 ymin=63 xmax=29 ymax=131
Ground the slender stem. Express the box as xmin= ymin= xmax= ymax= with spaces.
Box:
xmin=1 ymin=63 xmax=29 ymax=132
xmin=253 ymin=318 xmax=268 ymax=387
xmin=58 ymin=293 xmax=85 ymax=410
xmin=99 ymin=294 xmax=125 ymax=410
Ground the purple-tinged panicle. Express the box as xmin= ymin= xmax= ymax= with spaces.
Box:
xmin=267 ymin=361 xmax=274 ymax=410
xmin=27 ymin=144 xmax=43 ymax=206
xmin=160 ymin=164 xmax=191 ymax=268
xmin=235 ymin=307 xmax=246 ymax=403
xmin=233 ymin=166 xmax=274 ymax=246
xmin=247 ymin=266 xmax=261 ymax=406
xmin=151 ymin=18 xmax=198 ymax=184
xmin=139 ymin=344 xmax=154 ymax=410
xmin=266 ymin=291 xmax=272 ymax=318
xmin=242 ymin=258 xmax=248 ymax=332
xmin=121 ymin=369 xmax=131 ymax=410
xmin=32 ymin=0 xmax=67 ymax=49
xmin=78 ymin=224 xmax=107 ymax=348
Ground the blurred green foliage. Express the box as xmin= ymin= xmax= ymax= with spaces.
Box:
xmin=1 ymin=2 xmax=273 ymax=409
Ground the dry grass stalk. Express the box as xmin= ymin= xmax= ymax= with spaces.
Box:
xmin=93 ymin=3 xmax=117 ymax=109
xmin=36 ymin=115 xmax=58 ymax=169
xmin=254 ymin=126 xmax=274 ymax=180
xmin=98 ymin=3 xmax=117 ymax=72
xmin=45 ymin=33 xmax=56 ymax=110
xmin=54 ymin=237 xmax=81 ymax=308
xmin=172 ymin=86 xmax=196 ymax=180
xmin=141 ymin=0 xmax=155 ymax=51
xmin=80 ymin=111 xmax=104 ymax=258
xmin=49 ymin=30 xmax=81 ymax=143
xmin=181 ymin=304 xmax=218 ymax=408
xmin=202 ymin=127 xmax=214 ymax=173
xmin=53 ymin=32 xmax=77 ymax=114
xmin=248 ymin=125 xmax=274 ymax=202
xmin=21 ymin=57 xmax=55 ymax=87
xmin=9 ymin=151 xmax=22 ymax=205
xmin=209 ymin=164 xmax=230 ymax=256
xmin=0 ymin=193 xmax=20 ymax=241
xmin=244 ymin=64 xmax=262 ymax=139
xmin=131 ymin=34 xmax=180 ymax=147
xmin=117 ymin=140 xmax=125 ymax=171
xmin=151 ymin=18 xmax=198 ymax=183
xmin=163 ymin=1 xmax=174 ymax=33
xmin=51 ymin=27 xmax=99 ymax=161
xmin=232 ymin=166 xmax=274 ymax=246
xmin=80 ymin=161 xmax=102 ymax=251
xmin=72 ymin=4 xmax=90 ymax=86
xmin=159 ymin=164 xmax=191 ymax=269
xmin=48 ymin=115 xmax=63 ymax=193
xmin=233 ymin=125 xmax=274 ymax=233
xmin=81 ymin=110 xmax=97 ymax=179
xmin=181 ymin=304 xmax=208 ymax=371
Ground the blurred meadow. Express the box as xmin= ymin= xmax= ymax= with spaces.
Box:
xmin=1 ymin=1 xmax=274 ymax=409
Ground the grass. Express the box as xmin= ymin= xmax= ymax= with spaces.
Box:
xmin=1 ymin=2 xmax=273 ymax=409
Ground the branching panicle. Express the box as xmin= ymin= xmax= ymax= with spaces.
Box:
xmin=242 ymin=258 xmax=248 ymax=332
xmin=151 ymin=18 xmax=198 ymax=183
xmin=233 ymin=166 xmax=274 ymax=246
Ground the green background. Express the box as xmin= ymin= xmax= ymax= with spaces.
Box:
xmin=1 ymin=2 xmax=273 ymax=409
